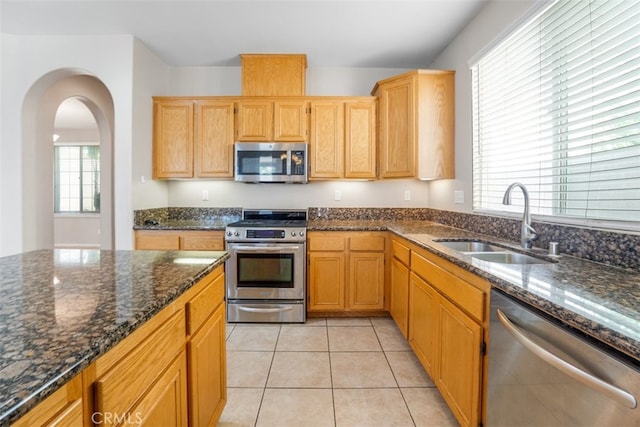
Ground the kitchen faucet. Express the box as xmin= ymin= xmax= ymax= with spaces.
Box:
xmin=502 ymin=182 xmax=537 ymax=249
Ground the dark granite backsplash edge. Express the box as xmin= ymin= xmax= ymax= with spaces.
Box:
xmin=134 ymin=207 xmax=639 ymax=271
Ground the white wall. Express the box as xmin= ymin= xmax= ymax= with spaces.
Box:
xmin=131 ymin=39 xmax=171 ymax=213
xmin=1 ymin=34 xmax=136 ymax=255
xmin=427 ymin=0 xmax=536 ymax=213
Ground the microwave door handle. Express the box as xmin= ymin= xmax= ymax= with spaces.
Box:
xmin=497 ymin=309 xmax=637 ymax=409
xmin=231 ymin=245 xmax=302 ymax=252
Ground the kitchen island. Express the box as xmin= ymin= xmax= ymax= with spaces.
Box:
xmin=0 ymin=248 xmax=228 ymax=426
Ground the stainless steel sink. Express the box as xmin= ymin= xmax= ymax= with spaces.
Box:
xmin=471 ymin=252 xmax=550 ymax=265
xmin=436 ymin=240 xmax=502 ymax=252
xmin=435 ymin=239 xmax=551 ymax=265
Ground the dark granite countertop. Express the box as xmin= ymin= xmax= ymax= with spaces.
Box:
xmin=308 ymin=219 xmax=640 ymax=364
xmin=133 ymin=219 xmax=228 ymax=230
xmin=0 ymin=249 xmax=228 ymax=426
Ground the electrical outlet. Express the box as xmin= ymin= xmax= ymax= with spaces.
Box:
xmin=201 ymin=190 xmax=209 ymax=201
xmin=454 ymin=190 xmax=464 ymax=204
xmin=334 ymin=190 xmax=341 ymax=201
xmin=404 ymin=190 xmax=411 ymax=201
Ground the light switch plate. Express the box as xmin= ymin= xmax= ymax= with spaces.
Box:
xmin=334 ymin=190 xmax=341 ymax=201
xmin=454 ymin=190 xmax=464 ymax=204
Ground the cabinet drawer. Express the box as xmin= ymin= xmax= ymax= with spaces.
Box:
xmin=391 ymin=238 xmax=411 ymax=265
xmin=308 ymin=235 xmax=346 ymax=251
xmin=95 ymin=310 xmax=185 ymax=416
xmin=135 ymin=231 xmax=180 ymax=250
xmin=186 ymin=270 xmax=225 ymax=335
xmin=180 ymin=235 xmax=224 ymax=251
xmin=349 ymin=235 xmax=385 ymax=251
xmin=12 ymin=374 xmax=83 ymax=427
xmin=411 ymin=252 xmax=485 ymax=322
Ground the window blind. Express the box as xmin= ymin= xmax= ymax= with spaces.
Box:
xmin=472 ymin=0 xmax=640 ymax=225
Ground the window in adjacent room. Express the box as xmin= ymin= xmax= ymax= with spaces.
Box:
xmin=471 ymin=0 xmax=640 ymax=229
xmin=54 ymin=144 xmax=101 ymax=213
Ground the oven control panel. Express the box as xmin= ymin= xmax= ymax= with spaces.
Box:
xmin=246 ymin=229 xmax=285 ymax=239
xmin=225 ymin=227 xmax=306 ymax=242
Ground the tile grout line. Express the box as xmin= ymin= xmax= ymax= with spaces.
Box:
xmin=372 ymin=318 xmax=419 ymax=427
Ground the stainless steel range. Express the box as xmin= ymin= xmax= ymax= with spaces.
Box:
xmin=225 ymin=209 xmax=307 ymax=323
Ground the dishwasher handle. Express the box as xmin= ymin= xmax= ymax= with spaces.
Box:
xmin=496 ymin=309 xmax=637 ymax=409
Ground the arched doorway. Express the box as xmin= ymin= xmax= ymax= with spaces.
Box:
xmin=22 ymin=70 xmax=114 ymax=250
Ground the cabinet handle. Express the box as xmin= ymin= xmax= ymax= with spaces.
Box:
xmin=496 ymin=309 xmax=637 ymax=409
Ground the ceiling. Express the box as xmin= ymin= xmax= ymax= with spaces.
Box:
xmin=1 ymin=0 xmax=488 ymax=68
xmin=3 ymin=0 xmax=489 ymax=128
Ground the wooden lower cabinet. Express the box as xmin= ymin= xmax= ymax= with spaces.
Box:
xmin=186 ymin=272 xmax=227 ymax=427
xmin=408 ymin=272 xmax=439 ymax=377
xmin=389 ymin=237 xmax=411 ymax=337
xmin=127 ymin=352 xmax=189 ymax=427
xmin=307 ymin=231 xmax=386 ymax=313
xmin=437 ymin=296 xmax=483 ymax=427
xmin=406 ymin=247 xmax=486 ymax=427
xmin=134 ymin=230 xmax=224 ymax=251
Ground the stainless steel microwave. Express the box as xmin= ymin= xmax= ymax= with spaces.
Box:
xmin=234 ymin=142 xmax=308 ymax=183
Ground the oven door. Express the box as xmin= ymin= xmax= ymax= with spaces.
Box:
xmin=226 ymin=242 xmax=305 ymax=300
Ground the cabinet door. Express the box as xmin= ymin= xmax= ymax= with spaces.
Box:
xmin=187 ymin=303 xmax=226 ymax=427
xmin=236 ymin=100 xmax=273 ymax=141
xmin=309 ymin=101 xmax=344 ymax=179
xmin=378 ymin=76 xmax=415 ymax=178
xmin=345 ymin=100 xmax=377 ymax=179
xmin=133 ymin=352 xmax=189 ymax=427
xmin=307 ymin=251 xmax=345 ymax=311
xmin=153 ymin=100 xmax=194 ymax=178
xmin=274 ymin=100 xmax=308 ymax=141
xmin=408 ymin=273 xmax=439 ymax=378
xmin=195 ymin=100 xmax=235 ymax=178
xmin=390 ymin=257 xmax=410 ymax=338
xmin=436 ymin=297 xmax=483 ymax=427
xmin=348 ymin=252 xmax=385 ymax=310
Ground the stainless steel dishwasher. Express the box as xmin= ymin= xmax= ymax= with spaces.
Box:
xmin=487 ymin=289 xmax=639 ymax=426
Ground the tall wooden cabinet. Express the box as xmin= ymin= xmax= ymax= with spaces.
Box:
xmin=307 ymin=231 xmax=386 ymax=313
xmin=372 ymin=70 xmax=455 ymax=180
xmin=236 ymin=98 xmax=308 ymax=142
xmin=153 ymin=97 xmax=235 ymax=179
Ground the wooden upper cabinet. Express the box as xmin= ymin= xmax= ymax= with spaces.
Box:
xmin=345 ymin=100 xmax=377 ymax=179
xmin=309 ymin=100 xmax=344 ymax=179
xmin=195 ymin=100 xmax=235 ymax=178
xmin=236 ymin=98 xmax=308 ymax=142
xmin=235 ymin=99 xmax=273 ymax=141
xmin=153 ymin=97 xmax=235 ymax=179
xmin=240 ymin=54 xmax=307 ymax=96
xmin=309 ymin=97 xmax=377 ymax=180
xmin=372 ymin=70 xmax=455 ymax=180
xmin=153 ymin=99 xmax=194 ymax=178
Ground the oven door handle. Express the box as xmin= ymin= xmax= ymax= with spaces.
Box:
xmin=230 ymin=245 xmax=303 ymax=252
xmin=237 ymin=305 xmax=294 ymax=314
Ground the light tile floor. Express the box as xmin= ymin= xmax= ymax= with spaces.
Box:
xmin=218 ymin=317 xmax=459 ymax=427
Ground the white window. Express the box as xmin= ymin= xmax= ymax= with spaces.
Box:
xmin=54 ymin=145 xmax=100 ymax=213
xmin=471 ymin=0 xmax=640 ymax=229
